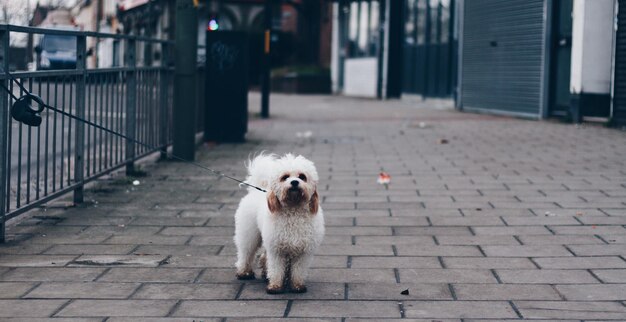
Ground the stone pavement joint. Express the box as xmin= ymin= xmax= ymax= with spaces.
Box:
xmin=1 ymin=93 xmax=626 ymax=319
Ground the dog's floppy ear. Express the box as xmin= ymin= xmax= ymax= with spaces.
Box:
xmin=309 ymin=190 xmax=319 ymax=214
xmin=267 ymin=191 xmax=282 ymax=214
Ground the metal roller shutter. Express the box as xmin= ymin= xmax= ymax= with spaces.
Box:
xmin=613 ymin=0 xmax=626 ymax=127
xmin=460 ymin=0 xmax=547 ymax=117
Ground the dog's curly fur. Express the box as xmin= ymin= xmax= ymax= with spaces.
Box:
xmin=234 ymin=153 xmax=325 ymax=294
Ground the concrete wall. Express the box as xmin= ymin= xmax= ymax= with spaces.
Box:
xmin=570 ymin=0 xmax=615 ymax=94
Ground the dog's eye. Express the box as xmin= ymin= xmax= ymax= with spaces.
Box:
xmin=298 ymin=174 xmax=307 ymax=182
xmin=280 ymin=175 xmax=289 ymax=182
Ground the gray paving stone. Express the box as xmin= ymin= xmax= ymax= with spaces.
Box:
xmin=398 ymin=269 xmax=497 ymax=283
xmin=453 ymin=284 xmax=561 ymax=300
xmin=549 ymin=225 xmax=626 ymax=235
xmin=591 ymin=269 xmax=626 ymax=283
xmin=308 ymin=268 xmax=397 ymax=283
xmin=402 ymin=301 xmax=517 ymax=319
xmin=160 ymin=227 xmax=234 ymax=236
xmin=132 ymin=283 xmax=240 ymax=300
xmin=128 ymin=216 xmax=210 ymax=226
xmin=68 ymin=255 xmax=167 ymax=267
xmin=516 ymin=235 xmax=604 ymax=245
xmin=133 ymin=245 xmax=223 ymax=256
xmin=57 ymin=299 xmax=176 ymax=317
xmin=289 ymin=300 xmax=400 ymax=318
xmin=429 ymin=216 xmax=505 ymax=226
xmin=435 ymin=235 xmax=520 ymax=245
xmin=229 ymin=319 xmax=338 ymax=322
xmin=394 ymin=227 xmax=472 ymax=236
xmin=356 ymin=216 xmax=429 ymax=226
xmin=0 ymin=268 xmax=105 ymax=282
xmin=514 ymin=301 xmax=626 ymax=319
xmin=571 ymin=245 xmax=626 ymax=257
xmin=166 ymin=255 xmax=235 ymax=268
xmin=472 ymin=226 xmax=552 ymax=235
xmin=43 ymin=244 xmax=137 ymax=255
xmin=349 ymin=282 xmax=452 ymax=300
xmin=395 ymin=245 xmax=482 ymax=256
xmin=325 ymin=227 xmax=392 ymax=236
xmin=196 ymin=268 xmax=243 ymax=283
xmin=350 ymin=256 xmax=441 ymax=269
xmin=0 ymin=255 xmax=76 ymax=267
xmin=481 ymin=245 xmax=572 ymax=257
xmin=442 ymin=257 xmax=537 ymax=269
xmin=317 ymin=245 xmax=393 ymax=256
xmin=98 ymin=268 xmax=202 ymax=283
xmin=104 ymin=235 xmax=190 ymax=245
xmin=533 ymin=256 xmax=626 ymax=269
xmin=0 ymin=300 xmax=68 ymax=317
xmin=556 ymin=284 xmax=626 ymax=300
xmin=0 ymin=244 xmax=52 ymax=255
xmin=173 ymin=300 xmax=287 ymax=317
xmin=496 ymin=269 xmax=599 ymax=284
xmin=502 ymin=216 xmax=580 ymax=226
xmin=108 ymin=319 xmax=220 ymax=322
xmin=238 ymin=282 xmax=345 ymax=300
xmin=25 ymin=282 xmax=140 ymax=299
xmin=0 ymin=282 xmax=37 ymax=298
xmin=354 ymin=236 xmax=435 ymax=245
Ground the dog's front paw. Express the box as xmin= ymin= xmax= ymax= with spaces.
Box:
xmin=236 ymin=271 xmax=256 ymax=280
xmin=266 ymin=283 xmax=285 ymax=294
xmin=290 ymin=283 xmax=308 ymax=293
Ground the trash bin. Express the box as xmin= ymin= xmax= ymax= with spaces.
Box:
xmin=204 ymin=31 xmax=249 ymax=143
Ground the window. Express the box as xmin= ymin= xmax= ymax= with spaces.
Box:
xmin=347 ymin=0 xmax=380 ymax=58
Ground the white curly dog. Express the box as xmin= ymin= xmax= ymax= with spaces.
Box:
xmin=233 ymin=153 xmax=325 ymax=294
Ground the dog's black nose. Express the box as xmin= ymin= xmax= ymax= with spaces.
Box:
xmin=290 ymin=180 xmax=299 ymax=187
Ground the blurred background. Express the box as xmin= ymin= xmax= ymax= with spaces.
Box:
xmin=1 ymin=0 xmax=622 ymax=126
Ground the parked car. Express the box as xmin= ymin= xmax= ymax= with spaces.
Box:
xmin=34 ymin=25 xmax=78 ymax=70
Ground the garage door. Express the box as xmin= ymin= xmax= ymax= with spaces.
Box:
xmin=460 ymin=0 xmax=547 ymax=117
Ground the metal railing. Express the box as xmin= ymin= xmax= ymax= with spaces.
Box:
xmin=0 ymin=25 xmax=174 ymax=242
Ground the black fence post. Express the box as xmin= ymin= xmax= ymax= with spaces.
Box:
xmin=261 ymin=0 xmax=273 ymax=119
xmin=124 ymin=38 xmax=137 ymax=174
xmin=73 ymin=35 xmax=87 ymax=204
xmin=173 ymin=0 xmax=198 ymax=159
xmin=159 ymin=42 xmax=170 ymax=159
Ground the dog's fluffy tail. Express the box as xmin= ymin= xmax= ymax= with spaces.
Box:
xmin=243 ymin=153 xmax=276 ymax=191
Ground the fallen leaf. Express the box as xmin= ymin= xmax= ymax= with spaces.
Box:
xmin=401 ymin=289 xmax=409 ymax=295
xmin=437 ymin=139 xmax=449 ymax=144
xmin=377 ymin=172 xmax=391 ymax=185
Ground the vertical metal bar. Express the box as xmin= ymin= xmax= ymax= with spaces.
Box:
xmin=24 ymin=80 xmax=31 ymax=203
xmin=98 ymin=72 xmax=104 ymax=172
xmin=35 ymin=76 xmax=41 ymax=200
xmin=60 ymin=76 xmax=65 ymax=188
xmin=52 ymin=75 xmax=58 ymax=191
xmin=73 ymin=35 xmax=87 ymax=204
xmin=44 ymin=79 xmax=49 ymax=195
xmin=85 ymin=73 xmax=91 ymax=177
xmin=0 ymin=27 xmax=9 ymax=242
xmin=125 ymin=38 xmax=137 ymax=174
xmin=67 ymin=77 xmax=73 ymax=186
xmin=435 ymin=0 xmax=442 ymax=95
xmin=107 ymin=73 xmax=112 ymax=167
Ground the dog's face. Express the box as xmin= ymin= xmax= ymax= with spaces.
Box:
xmin=267 ymin=154 xmax=319 ymax=214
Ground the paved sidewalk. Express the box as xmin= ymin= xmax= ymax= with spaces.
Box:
xmin=1 ymin=93 xmax=626 ymax=321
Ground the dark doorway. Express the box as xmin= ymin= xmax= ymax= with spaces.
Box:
xmin=548 ymin=0 xmax=573 ymax=117
xmin=402 ymin=0 xmax=456 ymax=98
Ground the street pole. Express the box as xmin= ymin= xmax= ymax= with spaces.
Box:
xmin=261 ymin=0 xmax=273 ymax=119
xmin=173 ymin=0 xmax=198 ymax=160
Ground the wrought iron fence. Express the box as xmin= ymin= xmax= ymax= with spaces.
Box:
xmin=0 ymin=25 xmax=174 ymax=242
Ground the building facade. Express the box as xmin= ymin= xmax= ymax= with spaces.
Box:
xmin=330 ymin=0 xmax=456 ymax=99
